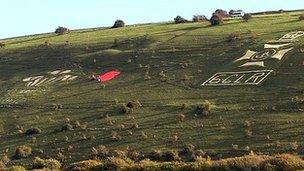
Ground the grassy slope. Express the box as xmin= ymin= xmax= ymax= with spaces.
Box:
xmin=1 ymin=11 xmax=304 ymax=166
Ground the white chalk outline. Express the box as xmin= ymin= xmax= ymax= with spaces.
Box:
xmin=202 ymin=70 xmax=273 ymax=86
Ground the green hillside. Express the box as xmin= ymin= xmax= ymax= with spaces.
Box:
xmin=1 ymin=11 xmax=304 ymax=168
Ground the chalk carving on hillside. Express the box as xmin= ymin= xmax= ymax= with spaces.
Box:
xmin=277 ymin=31 xmax=304 ymax=43
xmin=202 ymin=31 xmax=304 ymax=86
xmin=234 ymin=48 xmax=293 ymax=67
xmin=202 ymin=70 xmax=273 ymax=86
xmin=23 ymin=70 xmax=78 ymax=87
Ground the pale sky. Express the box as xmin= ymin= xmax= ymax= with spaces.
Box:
xmin=1 ymin=0 xmax=303 ymax=39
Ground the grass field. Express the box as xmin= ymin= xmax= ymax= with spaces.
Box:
xmin=1 ymin=11 xmax=304 ymax=168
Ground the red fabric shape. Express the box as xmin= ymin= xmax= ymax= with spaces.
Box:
xmin=98 ymin=70 xmax=121 ymax=82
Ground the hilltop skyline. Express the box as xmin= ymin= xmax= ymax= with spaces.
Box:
xmin=1 ymin=0 xmax=304 ymax=39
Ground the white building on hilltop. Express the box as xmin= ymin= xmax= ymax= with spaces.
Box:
xmin=229 ymin=10 xmax=245 ymax=17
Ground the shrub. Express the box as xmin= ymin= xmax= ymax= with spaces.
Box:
xmin=61 ymin=123 xmax=73 ymax=131
xmin=262 ymin=154 xmax=304 ymax=170
xmin=112 ymin=20 xmax=125 ymax=28
xmin=0 ymin=42 xmax=6 ymax=48
xmin=243 ymin=13 xmax=252 ymax=22
xmin=147 ymin=150 xmax=181 ymax=162
xmin=126 ymin=100 xmax=142 ymax=109
xmin=137 ymin=159 xmax=159 ymax=170
xmin=7 ymin=166 xmax=26 ymax=171
xmin=127 ymin=102 xmax=137 ymax=109
xmin=65 ymin=160 xmax=102 ymax=171
xmin=214 ymin=153 xmax=270 ymax=170
xmin=180 ymin=143 xmax=195 ymax=155
xmin=192 ymin=15 xmax=208 ymax=22
xmin=111 ymin=149 xmax=128 ymax=158
xmin=299 ymin=14 xmax=304 ymax=21
xmin=14 ymin=145 xmax=32 ymax=159
xmin=2 ymin=154 xmax=10 ymax=165
xmin=101 ymin=157 xmax=134 ymax=170
xmin=64 ymin=153 xmax=304 ymax=171
xmin=127 ymin=150 xmax=141 ymax=161
xmin=195 ymin=100 xmax=212 ymax=116
xmin=183 ymin=156 xmax=213 ymax=170
xmin=162 ymin=150 xmax=181 ymax=162
xmin=147 ymin=150 xmax=163 ymax=161
xmin=228 ymin=32 xmax=241 ymax=41
xmin=91 ymin=145 xmax=109 ymax=160
xmin=174 ymin=16 xmax=188 ymax=24
xmin=210 ymin=14 xmax=223 ymax=26
xmin=32 ymin=157 xmax=61 ymax=169
xmin=25 ymin=127 xmax=41 ymax=135
xmin=55 ymin=26 xmax=69 ymax=35
xmin=120 ymin=104 xmax=130 ymax=114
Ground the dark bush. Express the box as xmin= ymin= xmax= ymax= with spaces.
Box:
xmin=55 ymin=26 xmax=69 ymax=35
xmin=14 ymin=145 xmax=32 ymax=159
xmin=126 ymin=100 xmax=142 ymax=109
xmin=174 ymin=16 xmax=188 ymax=24
xmin=120 ymin=104 xmax=130 ymax=114
xmin=214 ymin=9 xmax=229 ymax=18
xmin=25 ymin=127 xmax=41 ymax=135
xmin=127 ymin=150 xmax=141 ymax=161
xmin=180 ymin=143 xmax=195 ymax=155
xmin=0 ymin=42 xmax=6 ymax=48
xmin=192 ymin=15 xmax=208 ymax=22
xmin=147 ymin=150 xmax=163 ymax=161
xmin=243 ymin=13 xmax=252 ymax=22
xmin=126 ymin=101 xmax=136 ymax=109
xmin=210 ymin=14 xmax=223 ymax=26
xmin=299 ymin=14 xmax=304 ymax=21
xmin=61 ymin=123 xmax=73 ymax=131
xmin=195 ymin=100 xmax=212 ymax=116
xmin=162 ymin=150 xmax=181 ymax=162
xmin=112 ymin=20 xmax=125 ymax=28
xmin=147 ymin=150 xmax=181 ymax=162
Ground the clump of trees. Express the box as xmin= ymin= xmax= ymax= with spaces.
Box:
xmin=112 ymin=20 xmax=125 ymax=28
xmin=214 ymin=9 xmax=229 ymax=18
xmin=174 ymin=16 xmax=188 ymax=24
xmin=210 ymin=14 xmax=223 ymax=26
xmin=192 ymin=15 xmax=208 ymax=22
xmin=209 ymin=9 xmax=229 ymax=26
xmin=55 ymin=26 xmax=69 ymax=35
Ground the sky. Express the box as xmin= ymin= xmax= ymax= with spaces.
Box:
xmin=1 ymin=0 xmax=304 ymax=39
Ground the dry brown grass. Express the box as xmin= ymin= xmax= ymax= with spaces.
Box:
xmin=62 ymin=153 xmax=304 ymax=171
